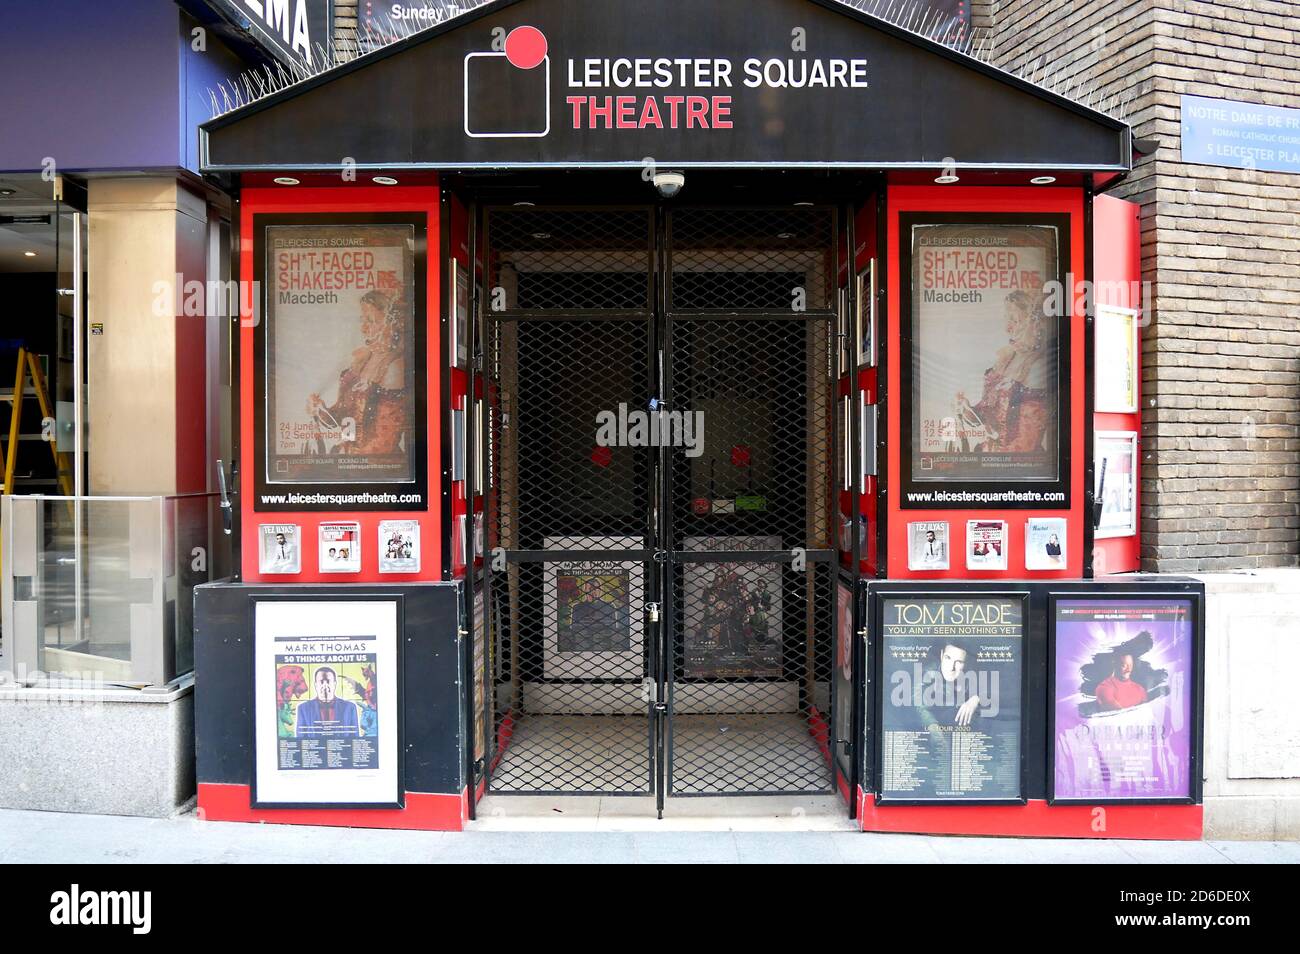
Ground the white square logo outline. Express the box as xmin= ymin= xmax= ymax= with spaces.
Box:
xmin=463 ymin=52 xmax=551 ymax=138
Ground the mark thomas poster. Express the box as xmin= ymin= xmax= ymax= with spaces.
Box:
xmin=880 ymin=595 xmax=1024 ymax=802
xmin=254 ymin=599 xmax=401 ymax=807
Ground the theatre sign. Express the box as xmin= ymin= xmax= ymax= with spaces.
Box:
xmin=203 ymin=0 xmax=1128 ymax=171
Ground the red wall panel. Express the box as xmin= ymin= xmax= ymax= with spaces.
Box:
xmin=238 ymin=184 xmax=443 ymax=583
xmin=1092 ymin=193 xmax=1143 ymax=574
xmin=885 ymin=185 xmax=1086 ymax=579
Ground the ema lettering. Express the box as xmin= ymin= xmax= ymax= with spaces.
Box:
xmin=49 ymin=884 xmax=151 ymax=935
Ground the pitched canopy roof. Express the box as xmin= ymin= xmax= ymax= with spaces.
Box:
xmin=201 ymin=0 xmax=1131 ymax=173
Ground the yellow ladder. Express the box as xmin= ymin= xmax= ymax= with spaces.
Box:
xmin=3 ymin=346 xmax=73 ymax=498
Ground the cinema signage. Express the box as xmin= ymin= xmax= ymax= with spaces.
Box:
xmin=205 ymin=0 xmax=333 ymax=68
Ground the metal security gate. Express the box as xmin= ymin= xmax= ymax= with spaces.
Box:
xmin=478 ymin=204 xmax=839 ymax=806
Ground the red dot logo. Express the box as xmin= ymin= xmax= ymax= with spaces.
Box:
xmin=504 ymin=26 xmax=547 ymax=70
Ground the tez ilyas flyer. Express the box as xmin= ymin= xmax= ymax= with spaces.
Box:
xmin=881 ymin=597 xmax=1023 ymax=801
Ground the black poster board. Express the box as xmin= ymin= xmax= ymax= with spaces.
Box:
xmin=875 ymin=590 xmax=1028 ymax=804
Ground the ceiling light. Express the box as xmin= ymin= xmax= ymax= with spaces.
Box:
xmin=373 ymin=176 xmax=399 ymax=186
xmin=1030 ymin=175 xmax=1057 ymax=185
xmin=0 ymin=189 xmax=16 ymax=196
xmin=273 ymin=176 xmax=300 ymax=186
xmin=23 ymin=251 xmax=37 ymax=257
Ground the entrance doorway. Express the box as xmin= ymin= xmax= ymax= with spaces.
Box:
xmin=474 ymin=204 xmax=845 ymax=810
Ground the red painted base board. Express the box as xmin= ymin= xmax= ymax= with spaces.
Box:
xmin=197 ymin=783 xmax=468 ymax=832
xmin=857 ymin=789 xmax=1203 ymax=840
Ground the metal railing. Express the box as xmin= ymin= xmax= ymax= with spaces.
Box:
xmin=0 ymin=493 xmax=221 ymax=687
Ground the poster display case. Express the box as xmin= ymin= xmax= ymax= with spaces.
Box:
xmin=1049 ymin=593 xmax=1199 ymax=804
xmin=862 ymin=579 xmax=1204 ymax=834
xmin=1095 ymin=431 xmax=1139 ymax=539
xmin=251 ymin=212 xmax=429 ymax=512
xmin=252 ymin=596 xmax=403 ymax=809
xmin=899 ymin=214 xmax=1071 ymax=507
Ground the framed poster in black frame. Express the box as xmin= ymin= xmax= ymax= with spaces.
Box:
xmin=898 ymin=212 xmax=1072 ymax=509
xmin=1047 ymin=590 xmax=1204 ymax=806
xmin=250 ymin=593 xmax=406 ymax=810
xmin=252 ymin=212 xmax=429 ymax=512
xmin=872 ymin=589 xmax=1030 ymax=806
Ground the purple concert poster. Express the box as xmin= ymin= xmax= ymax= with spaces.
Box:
xmin=1052 ymin=597 xmax=1195 ymax=801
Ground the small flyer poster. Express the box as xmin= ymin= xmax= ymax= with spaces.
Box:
xmin=378 ymin=520 xmax=420 ymax=574
xmin=1025 ymin=517 xmax=1068 ymax=570
xmin=259 ymin=524 xmax=301 ymax=574
xmin=254 ymin=599 xmax=400 ymax=807
xmin=966 ymin=520 xmax=1008 ymax=571
xmin=908 ymin=521 xmax=950 ymax=570
xmin=319 ymin=521 xmax=362 ymax=573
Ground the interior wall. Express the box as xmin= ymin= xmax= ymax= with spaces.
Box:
xmin=87 ymin=176 xmax=210 ymax=495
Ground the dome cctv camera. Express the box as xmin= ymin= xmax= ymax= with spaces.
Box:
xmin=653 ymin=171 xmax=685 ymax=198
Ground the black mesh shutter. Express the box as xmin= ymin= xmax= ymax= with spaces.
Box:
xmin=481 ymin=205 xmax=838 ymax=799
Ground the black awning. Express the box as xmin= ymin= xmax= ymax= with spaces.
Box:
xmin=202 ymin=0 xmax=1130 ymax=173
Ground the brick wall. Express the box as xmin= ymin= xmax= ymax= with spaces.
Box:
xmin=984 ymin=0 xmax=1300 ymax=571
xmin=333 ymin=0 xmax=358 ymax=58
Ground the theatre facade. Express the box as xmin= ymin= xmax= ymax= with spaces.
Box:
xmin=191 ymin=0 xmax=1209 ymax=837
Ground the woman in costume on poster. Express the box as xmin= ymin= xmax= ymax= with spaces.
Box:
xmin=953 ymin=289 xmax=1054 ymax=456
xmin=307 ymin=289 xmax=411 ymax=460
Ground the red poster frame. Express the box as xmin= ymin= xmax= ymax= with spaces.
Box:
xmin=238 ymin=183 xmax=443 ymax=584
xmin=885 ymin=185 xmax=1087 ymax=580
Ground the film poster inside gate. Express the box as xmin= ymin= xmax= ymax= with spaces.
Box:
xmin=881 ymin=596 xmax=1023 ymax=801
xmin=683 ymin=536 xmax=784 ymax=679
xmin=543 ymin=536 xmax=645 ymax=680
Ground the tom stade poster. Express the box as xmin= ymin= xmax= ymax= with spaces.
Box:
xmin=1052 ymin=597 xmax=1195 ymax=801
xmin=254 ymin=599 xmax=400 ymax=807
xmin=880 ymin=596 xmax=1023 ymax=802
